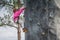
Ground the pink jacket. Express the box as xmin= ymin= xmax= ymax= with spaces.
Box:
xmin=13 ymin=6 xmax=25 ymax=22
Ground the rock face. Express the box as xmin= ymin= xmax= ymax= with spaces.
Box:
xmin=54 ymin=8 xmax=60 ymax=40
xmin=54 ymin=0 xmax=60 ymax=8
xmin=24 ymin=0 xmax=58 ymax=40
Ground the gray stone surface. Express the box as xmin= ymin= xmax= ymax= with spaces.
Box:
xmin=24 ymin=0 xmax=58 ymax=40
xmin=54 ymin=8 xmax=60 ymax=40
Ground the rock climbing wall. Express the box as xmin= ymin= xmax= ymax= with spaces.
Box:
xmin=54 ymin=8 xmax=60 ymax=40
xmin=24 ymin=0 xmax=57 ymax=40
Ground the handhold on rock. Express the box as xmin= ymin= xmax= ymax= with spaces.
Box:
xmin=41 ymin=32 xmax=46 ymax=36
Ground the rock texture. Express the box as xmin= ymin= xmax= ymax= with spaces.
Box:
xmin=54 ymin=8 xmax=60 ymax=40
xmin=24 ymin=0 xmax=59 ymax=40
